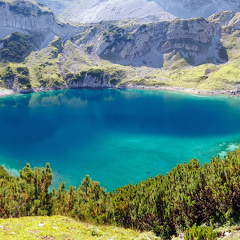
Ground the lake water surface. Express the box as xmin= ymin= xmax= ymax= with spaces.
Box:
xmin=1 ymin=89 xmax=240 ymax=190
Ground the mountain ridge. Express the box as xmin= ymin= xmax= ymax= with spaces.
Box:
xmin=35 ymin=0 xmax=240 ymax=24
xmin=0 ymin=0 xmax=240 ymax=95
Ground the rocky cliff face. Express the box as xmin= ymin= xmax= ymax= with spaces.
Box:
xmin=0 ymin=0 xmax=83 ymax=38
xmin=66 ymin=68 xmax=124 ymax=88
xmin=93 ymin=16 xmax=230 ymax=68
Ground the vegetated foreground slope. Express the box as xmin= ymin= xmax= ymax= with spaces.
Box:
xmin=0 ymin=0 xmax=240 ymax=95
xmin=0 ymin=216 xmax=160 ymax=240
xmin=1 ymin=216 xmax=240 ymax=240
xmin=2 ymin=147 xmax=240 ymax=238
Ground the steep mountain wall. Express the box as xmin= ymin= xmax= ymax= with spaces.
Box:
xmin=94 ymin=14 xmax=234 ymax=67
xmin=0 ymin=0 xmax=83 ymax=38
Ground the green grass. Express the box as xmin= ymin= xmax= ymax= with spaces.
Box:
xmin=1 ymin=216 xmax=240 ymax=240
xmin=0 ymin=216 xmax=161 ymax=240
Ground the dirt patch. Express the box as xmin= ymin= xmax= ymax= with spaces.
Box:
xmin=40 ymin=236 xmax=55 ymax=240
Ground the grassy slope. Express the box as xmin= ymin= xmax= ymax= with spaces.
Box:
xmin=1 ymin=216 xmax=240 ymax=239
xmin=0 ymin=215 xmax=161 ymax=240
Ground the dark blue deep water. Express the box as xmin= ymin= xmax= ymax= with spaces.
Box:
xmin=1 ymin=89 xmax=240 ymax=190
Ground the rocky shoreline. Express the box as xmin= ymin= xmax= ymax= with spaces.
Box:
xmin=1 ymin=84 xmax=240 ymax=98
xmin=124 ymin=85 xmax=240 ymax=96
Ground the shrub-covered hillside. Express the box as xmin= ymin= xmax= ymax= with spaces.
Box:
xmin=1 ymin=148 xmax=240 ymax=238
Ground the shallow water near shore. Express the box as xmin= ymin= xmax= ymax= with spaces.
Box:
xmin=1 ymin=88 xmax=240 ymax=190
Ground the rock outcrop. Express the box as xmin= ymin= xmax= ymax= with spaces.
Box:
xmin=0 ymin=0 xmax=83 ymax=39
xmin=94 ymin=16 xmax=230 ymax=67
xmin=66 ymin=68 xmax=125 ymax=88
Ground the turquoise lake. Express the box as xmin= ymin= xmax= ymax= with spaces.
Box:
xmin=1 ymin=88 xmax=240 ymax=191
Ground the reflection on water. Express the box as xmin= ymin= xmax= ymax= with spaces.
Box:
xmin=0 ymin=89 xmax=240 ymax=190
xmin=0 ymin=89 xmax=122 ymax=108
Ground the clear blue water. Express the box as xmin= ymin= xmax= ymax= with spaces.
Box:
xmin=1 ymin=88 xmax=240 ymax=191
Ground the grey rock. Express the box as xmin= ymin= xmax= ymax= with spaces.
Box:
xmin=0 ymin=0 xmax=84 ymax=39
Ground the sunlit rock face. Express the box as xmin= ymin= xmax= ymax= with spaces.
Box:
xmin=95 ymin=15 xmax=232 ymax=68
xmin=38 ymin=0 xmax=240 ymax=24
xmin=0 ymin=0 xmax=83 ymax=38
xmin=59 ymin=0 xmax=176 ymax=23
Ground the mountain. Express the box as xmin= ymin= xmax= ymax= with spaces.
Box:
xmin=59 ymin=0 xmax=175 ymax=23
xmin=0 ymin=0 xmax=240 ymax=95
xmin=95 ymin=16 xmax=229 ymax=68
xmin=156 ymin=0 xmax=240 ymax=19
xmin=0 ymin=0 xmax=83 ymax=40
xmin=35 ymin=0 xmax=240 ymax=23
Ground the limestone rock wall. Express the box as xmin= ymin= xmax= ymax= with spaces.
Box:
xmin=95 ymin=16 xmax=232 ymax=67
xmin=0 ymin=0 xmax=83 ymax=38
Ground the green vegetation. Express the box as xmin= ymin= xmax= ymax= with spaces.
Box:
xmin=66 ymin=66 xmax=126 ymax=86
xmin=50 ymin=37 xmax=63 ymax=58
xmin=102 ymin=23 xmax=132 ymax=46
xmin=184 ymin=224 xmax=217 ymax=240
xmin=0 ymin=65 xmax=32 ymax=89
xmin=2 ymin=217 xmax=240 ymax=240
xmin=0 ymin=215 xmax=160 ymax=240
xmin=34 ymin=62 xmax=65 ymax=88
xmin=2 ymin=148 xmax=240 ymax=239
xmin=0 ymin=32 xmax=33 ymax=62
xmin=21 ymin=37 xmax=66 ymax=89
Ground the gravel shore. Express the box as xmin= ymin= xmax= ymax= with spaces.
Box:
xmin=0 ymin=85 xmax=240 ymax=98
